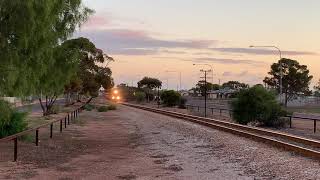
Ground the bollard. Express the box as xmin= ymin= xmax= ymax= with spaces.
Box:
xmin=64 ymin=117 xmax=67 ymax=128
xmin=220 ymin=109 xmax=222 ymax=116
xmin=35 ymin=129 xmax=39 ymax=146
xmin=50 ymin=123 xmax=53 ymax=138
xmin=211 ymin=108 xmax=214 ymax=115
xmin=14 ymin=138 xmax=17 ymax=162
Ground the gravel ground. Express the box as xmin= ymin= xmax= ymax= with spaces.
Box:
xmin=1 ymin=99 xmax=320 ymax=179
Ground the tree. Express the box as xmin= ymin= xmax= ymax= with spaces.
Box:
xmin=37 ymin=39 xmax=83 ymax=115
xmin=195 ymin=81 xmax=220 ymax=96
xmin=232 ymin=85 xmax=286 ymax=127
xmin=0 ymin=0 xmax=92 ymax=97
xmin=222 ymin=81 xmax=249 ymax=90
xmin=314 ymin=79 xmax=320 ymax=97
xmin=264 ymin=58 xmax=313 ymax=106
xmin=64 ymin=38 xmax=114 ymax=99
xmin=137 ymin=77 xmax=162 ymax=102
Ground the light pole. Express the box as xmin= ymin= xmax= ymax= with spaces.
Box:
xmin=165 ymin=70 xmax=182 ymax=91
xmin=193 ymin=64 xmax=214 ymax=90
xmin=249 ymin=45 xmax=283 ymax=104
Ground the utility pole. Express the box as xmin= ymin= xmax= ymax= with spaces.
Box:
xmin=204 ymin=71 xmax=207 ymax=118
xmin=200 ymin=69 xmax=211 ymax=118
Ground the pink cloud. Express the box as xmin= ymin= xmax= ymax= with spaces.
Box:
xmin=83 ymin=15 xmax=111 ymax=29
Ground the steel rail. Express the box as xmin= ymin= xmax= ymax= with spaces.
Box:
xmin=122 ymin=102 xmax=320 ymax=159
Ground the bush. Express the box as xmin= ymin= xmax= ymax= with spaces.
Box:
xmin=161 ymin=90 xmax=181 ymax=107
xmin=108 ymin=104 xmax=117 ymax=110
xmin=84 ymin=104 xmax=95 ymax=111
xmin=231 ymin=85 xmax=287 ymax=127
xmin=97 ymin=106 xmax=108 ymax=112
xmin=0 ymin=100 xmax=28 ymax=138
xmin=50 ymin=105 xmax=60 ymax=114
xmin=178 ymin=97 xmax=187 ymax=109
xmin=135 ymin=91 xmax=146 ymax=103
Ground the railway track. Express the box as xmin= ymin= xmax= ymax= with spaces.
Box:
xmin=122 ymin=102 xmax=320 ymax=160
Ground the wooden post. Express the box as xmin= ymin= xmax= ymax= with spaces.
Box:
xmin=60 ymin=119 xmax=62 ymax=132
xmin=50 ymin=123 xmax=53 ymax=138
xmin=314 ymin=120 xmax=317 ymax=133
xmin=14 ymin=138 xmax=17 ymax=162
xmin=35 ymin=129 xmax=39 ymax=146
xmin=289 ymin=116 xmax=292 ymax=128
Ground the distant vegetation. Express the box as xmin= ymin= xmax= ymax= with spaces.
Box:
xmin=264 ymin=58 xmax=313 ymax=107
xmin=232 ymin=85 xmax=287 ymax=127
xmin=161 ymin=90 xmax=181 ymax=107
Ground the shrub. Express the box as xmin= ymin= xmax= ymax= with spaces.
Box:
xmin=50 ymin=105 xmax=60 ymax=114
xmin=84 ymin=104 xmax=95 ymax=111
xmin=0 ymin=100 xmax=28 ymax=138
xmin=108 ymin=104 xmax=117 ymax=110
xmin=232 ymin=85 xmax=287 ymax=127
xmin=97 ymin=106 xmax=108 ymax=112
xmin=178 ymin=97 xmax=187 ymax=109
xmin=161 ymin=90 xmax=181 ymax=107
xmin=135 ymin=91 xmax=146 ymax=103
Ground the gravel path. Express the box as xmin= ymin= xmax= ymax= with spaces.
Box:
xmin=1 ymin=103 xmax=320 ymax=179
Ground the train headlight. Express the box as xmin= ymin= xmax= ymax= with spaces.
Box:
xmin=114 ymin=90 xmax=118 ymax=94
xmin=116 ymin=96 xmax=120 ymax=100
xmin=112 ymin=96 xmax=115 ymax=100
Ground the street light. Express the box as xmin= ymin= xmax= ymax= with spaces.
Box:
xmin=193 ymin=63 xmax=214 ymax=90
xmin=165 ymin=70 xmax=182 ymax=91
xmin=249 ymin=45 xmax=283 ymax=104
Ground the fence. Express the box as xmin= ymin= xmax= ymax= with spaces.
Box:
xmin=0 ymin=104 xmax=86 ymax=162
xmin=186 ymin=104 xmax=320 ymax=134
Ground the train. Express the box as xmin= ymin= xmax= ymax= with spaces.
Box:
xmin=107 ymin=88 xmax=121 ymax=102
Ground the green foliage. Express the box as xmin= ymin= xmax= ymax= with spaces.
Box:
xmin=222 ymin=81 xmax=249 ymax=90
xmin=232 ymin=86 xmax=287 ymax=127
xmin=108 ymin=104 xmax=117 ymax=110
xmin=138 ymin=77 xmax=162 ymax=102
xmin=195 ymin=81 xmax=220 ymax=96
xmin=0 ymin=0 xmax=92 ymax=96
xmin=97 ymin=106 xmax=108 ymax=112
xmin=135 ymin=91 xmax=146 ymax=103
xmin=161 ymin=90 xmax=181 ymax=107
xmin=138 ymin=77 xmax=162 ymax=90
xmin=64 ymin=38 xmax=114 ymax=98
xmin=264 ymin=58 xmax=313 ymax=106
xmin=0 ymin=100 xmax=28 ymax=138
xmin=84 ymin=104 xmax=95 ymax=111
xmin=50 ymin=105 xmax=61 ymax=114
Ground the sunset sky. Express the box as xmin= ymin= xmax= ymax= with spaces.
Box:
xmin=77 ymin=0 xmax=320 ymax=90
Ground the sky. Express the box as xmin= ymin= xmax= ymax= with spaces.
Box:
xmin=77 ymin=0 xmax=320 ymax=90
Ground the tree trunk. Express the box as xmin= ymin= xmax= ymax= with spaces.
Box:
xmin=39 ymin=98 xmax=46 ymax=116
xmin=284 ymin=92 xmax=288 ymax=107
xmin=40 ymin=95 xmax=57 ymax=116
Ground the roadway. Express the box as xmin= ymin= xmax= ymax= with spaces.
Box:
xmin=16 ymin=99 xmax=65 ymax=113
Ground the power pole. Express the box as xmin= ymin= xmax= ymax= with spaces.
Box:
xmin=204 ymin=71 xmax=207 ymax=118
xmin=200 ymin=69 xmax=211 ymax=118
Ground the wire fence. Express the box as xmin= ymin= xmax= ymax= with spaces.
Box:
xmin=186 ymin=104 xmax=320 ymax=134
